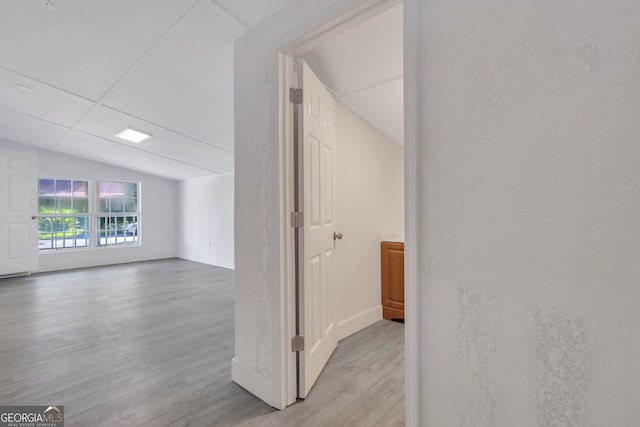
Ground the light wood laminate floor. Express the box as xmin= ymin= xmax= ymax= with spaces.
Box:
xmin=0 ymin=259 xmax=404 ymax=426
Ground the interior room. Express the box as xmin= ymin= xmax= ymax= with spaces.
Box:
xmin=4 ymin=0 xmax=639 ymax=425
xmin=0 ymin=0 xmax=406 ymax=425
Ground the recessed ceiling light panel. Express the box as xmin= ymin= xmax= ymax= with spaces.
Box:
xmin=115 ymin=128 xmax=151 ymax=143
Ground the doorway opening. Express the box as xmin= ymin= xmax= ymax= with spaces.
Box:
xmin=281 ymin=0 xmax=405 ymax=407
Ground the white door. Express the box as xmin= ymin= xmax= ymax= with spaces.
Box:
xmin=0 ymin=149 xmax=38 ymax=276
xmin=298 ymin=60 xmax=338 ymax=398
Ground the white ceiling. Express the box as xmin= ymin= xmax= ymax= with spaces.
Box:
xmin=0 ymin=0 xmax=402 ymax=180
xmin=301 ymin=3 xmax=403 ymax=145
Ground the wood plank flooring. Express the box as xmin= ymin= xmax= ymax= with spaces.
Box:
xmin=0 ymin=259 xmax=404 ymax=426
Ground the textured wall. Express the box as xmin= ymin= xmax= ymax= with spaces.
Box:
xmin=409 ymin=0 xmax=640 ymax=425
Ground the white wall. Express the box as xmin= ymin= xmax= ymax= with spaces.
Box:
xmin=407 ymin=0 xmax=640 ymax=425
xmin=236 ymin=0 xmax=640 ymax=422
xmin=233 ymin=0 xmax=387 ymax=408
xmin=335 ymin=103 xmax=403 ymax=340
xmin=177 ymin=173 xmax=234 ymax=270
xmin=0 ymin=140 xmax=178 ymax=272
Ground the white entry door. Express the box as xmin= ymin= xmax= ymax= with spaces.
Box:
xmin=0 ymin=149 xmax=38 ymax=276
xmin=298 ymin=60 xmax=338 ymax=398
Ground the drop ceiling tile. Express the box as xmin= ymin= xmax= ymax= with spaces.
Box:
xmin=75 ymin=104 xmax=233 ymax=174
xmin=0 ymin=0 xmax=198 ymax=100
xmin=342 ymin=77 xmax=404 ymax=145
xmin=0 ymin=67 xmax=94 ymax=127
xmin=57 ymin=131 xmax=214 ymax=180
xmin=101 ymin=0 xmax=245 ymax=153
xmin=213 ymin=0 xmax=295 ymax=29
xmin=0 ymin=108 xmax=70 ymax=149
xmin=301 ymin=3 xmax=403 ymax=97
xmin=169 ymin=141 xmax=234 ymax=174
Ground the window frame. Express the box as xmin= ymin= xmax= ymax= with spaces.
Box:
xmin=37 ymin=177 xmax=92 ymax=252
xmin=37 ymin=177 xmax=142 ymax=252
xmin=95 ymin=180 xmax=141 ymax=248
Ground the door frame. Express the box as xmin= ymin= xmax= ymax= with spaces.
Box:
xmin=277 ymin=0 xmax=418 ymax=415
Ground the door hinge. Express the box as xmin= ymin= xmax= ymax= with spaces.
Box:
xmin=290 ymin=211 xmax=304 ymax=228
xmin=291 ymin=335 xmax=305 ymax=352
xmin=290 ymin=88 xmax=303 ymax=105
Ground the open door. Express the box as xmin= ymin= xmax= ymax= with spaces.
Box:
xmin=0 ymin=149 xmax=39 ymax=277
xmin=296 ymin=60 xmax=338 ymax=398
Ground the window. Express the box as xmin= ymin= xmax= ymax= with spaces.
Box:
xmin=38 ymin=178 xmax=90 ymax=250
xmin=96 ymin=181 xmax=139 ymax=247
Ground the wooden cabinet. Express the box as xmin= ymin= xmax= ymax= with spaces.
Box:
xmin=381 ymin=241 xmax=404 ymax=321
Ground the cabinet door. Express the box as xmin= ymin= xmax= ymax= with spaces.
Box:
xmin=381 ymin=241 xmax=404 ymax=320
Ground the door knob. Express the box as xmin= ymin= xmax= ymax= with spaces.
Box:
xmin=333 ymin=232 xmax=343 ymax=240
xmin=31 ymin=215 xmax=38 ymax=220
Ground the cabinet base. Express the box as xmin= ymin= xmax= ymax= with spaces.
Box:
xmin=383 ymin=306 xmax=404 ymax=321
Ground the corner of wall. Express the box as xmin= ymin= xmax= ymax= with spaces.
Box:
xmin=231 ymin=358 xmax=279 ymax=409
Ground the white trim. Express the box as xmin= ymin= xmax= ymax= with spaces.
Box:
xmin=403 ymin=0 xmax=420 ymax=425
xmin=337 ymin=305 xmax=383 ymax=341
xmin=279 ymin=51 xmax=299 ymax=408
xmin=231 ymin=358 xmax=276 ymax=408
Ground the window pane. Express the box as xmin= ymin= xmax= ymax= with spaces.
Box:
xmin=98 ymin=182 xmax=110 ymax=197
xmin=76 ymin=217 xmax=89 ymax=233
xmin=56 ymin=197 xmax=72 ymax=214
xmin=39 ymin=197 xmax=55 ymax=214
xmin=124 ymin=182 xmax=137 ymax=198
xmin=99 ymin=198 xmax=110 ymax=213
xmin=56 ymin=180 xmax=72 ymax=196
xmin=110 ymin=182 xmax=124 ymax=197
xmin=73 ymin=181 xmax=88 ymax=197
xmin=75 ymin=217 xmax=89 ymax=247
xmin=124 ymin=198 xmax=137 ymax=213
xmin=39 ymin=179 xmax=55 ymax=196
xmin=111 ymin=198 xmax=124 ymax=213
xmin=74 ymin=197 xmax=89 ymax=213
xmin=94 ymin=181 xmax=139 ymax=248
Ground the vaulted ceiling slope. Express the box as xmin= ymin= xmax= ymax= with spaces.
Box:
xmin=0 ymin=0 xmax=296 ymax=180
xmin=0 ymin=0 xmax=402 ymax=180
xmin=301 ymin=3 xmax=403 ymax=145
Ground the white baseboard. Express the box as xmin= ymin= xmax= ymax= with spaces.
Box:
xmin=337 ymin=305 xmax=382 ymax=341
xmin=231 ymin=357 xmax=275 ymax=408
xmin=177 ymin=254 xmax=234 ymax=270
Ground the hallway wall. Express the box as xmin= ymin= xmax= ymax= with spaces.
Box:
xmin=232 ymin=0 xmax=390 ymax=408
xmin=335 ymin=103 xmax=403 ymax=340
xmin=407 ymin=0 xmax=640 ymax=425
